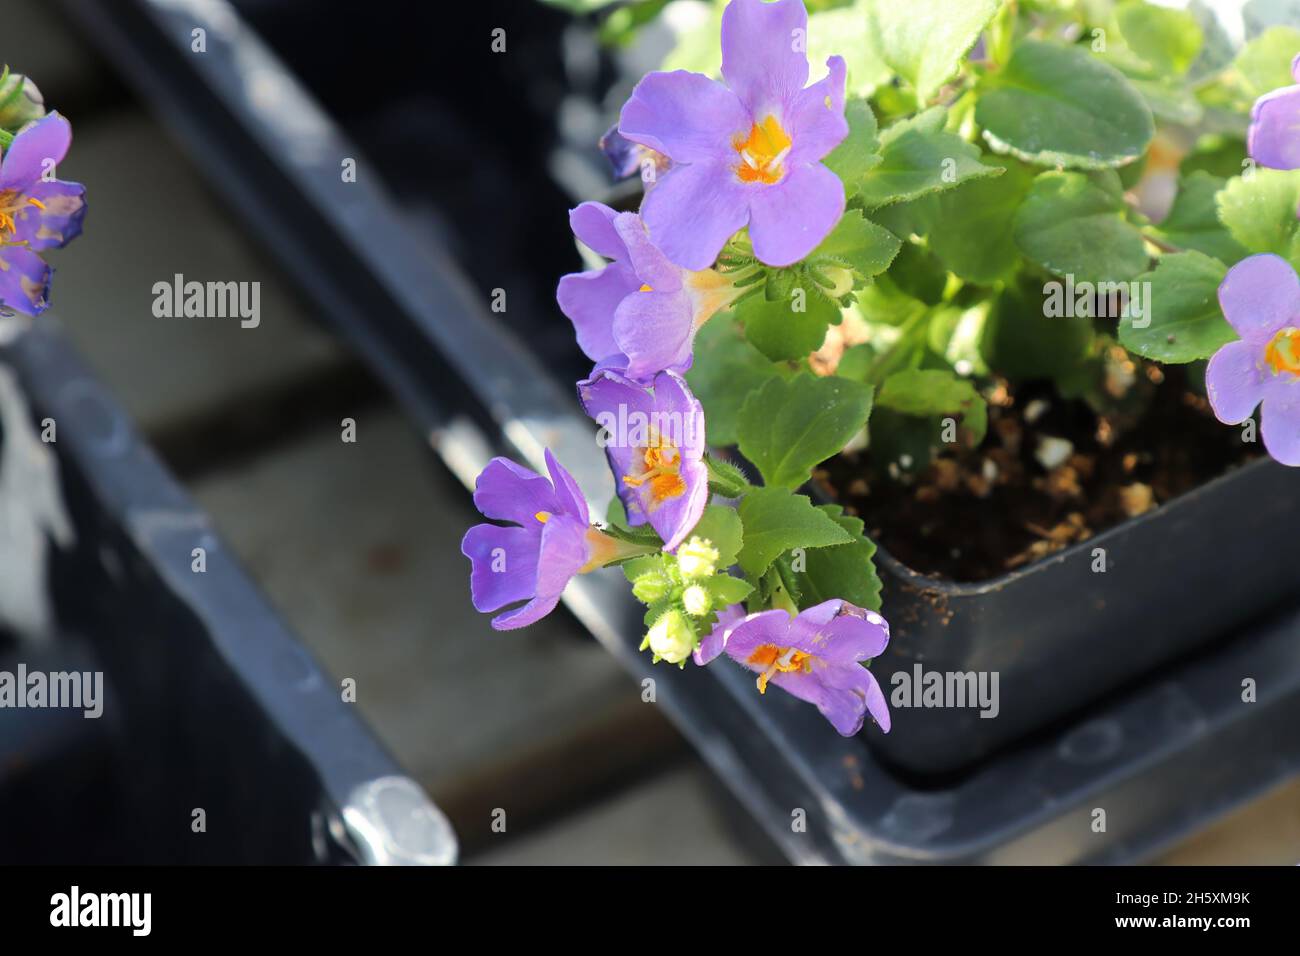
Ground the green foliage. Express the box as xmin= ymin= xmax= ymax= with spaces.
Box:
xmin=1013 ymin=171 xmax=1149 ymax=283
xmin=864 ymin=0 xmax=1002 ymax=104
xmin=1118 ymin=251 xmax=1234 ymax=364
xmin=736 ymin=488 xmax=853 ymax=580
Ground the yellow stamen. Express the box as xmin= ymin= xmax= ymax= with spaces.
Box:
xmin=26 ymin=196 xmax=44 ymax=210
xmin=534 ymin=511 xmax=551 ymax=524
xmin=1264 ymin=328 xmax=1300 ymax=378
xmin=621 ymin=440 xmax=685 ymax=505
xmin=732 ymin=114 xmax=792 ymax=186
xmin=638 ymin=283 xmax=653 ymax=293
xmin=746 ymin=644 xmax=813 ymax=695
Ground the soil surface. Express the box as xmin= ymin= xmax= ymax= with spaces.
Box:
xmin=819 ymin=361 xmax=1261 ymax=582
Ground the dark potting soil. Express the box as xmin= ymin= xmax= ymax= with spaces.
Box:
xmin=819 ymin=361 xmax=1261 ymax=582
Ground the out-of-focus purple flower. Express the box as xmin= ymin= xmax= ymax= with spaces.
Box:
xmin=461 ymin=450 xmax=622 ymax=630
xmin=1206 ymin=253 xmax=1300 ymax=465
xmin=617 ymin=0 xmax=847 ymax=270
xmin=1248 ymin=53 xmax=1300 ymax=170
xmin=579 ymin=369 xmax=708 ymax=551
xmin=0 ymin=112 xmax=86 ymax=316
xmin=598 ymin=123 xmax=671 ymax=184
xmin=557 ymin=201 xmax=741 ymax=383
xmin=694 ymin=598 xmax=891 ymax=736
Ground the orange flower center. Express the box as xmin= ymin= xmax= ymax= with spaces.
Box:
xmin=746 ymin=644 xmax=813 ymax=694
xmin=622 ymin=433 xmax=685 ymax=506
xmin=0 ymin=189 xmax=43 ymax=242
xmin=733 ymin=115 xmax=791 ymax=185
xmin=1265 ymin=327 xmax=1300 ymax=378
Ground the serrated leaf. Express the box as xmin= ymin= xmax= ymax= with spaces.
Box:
xmin=738 ymin=279 xmax=840 ymax=362
xmin=1116 ymin=2 xmax=1203 ymax=77
xmin=686 ymin=504 xmax=743 ymax=569
xmin=622 ymin=555 xmax=663 ymax=584
xmin=811 ymin=208 xmax=901 ymax=277
xmin=976 ymin=40 xmax=1154 ymax=169
xmin=1118 ymin=251 xmax=1233 ymax=363
xmin=810 ymin=4 xmax=891 ymax=99
xmin=876 ymin=368 xmax=987 ymax=445
xmin=824 ymin=97 xmax=883 ymax=191
xmin=1215 ymin=167 xmax=1300 ymax=266
xmin=930 ymin=157 xmax=1036 ymax=283
xmin=1233 ymin=25 xmax=1300 ymax=100
xmin=706 ymin=574 xmax=753 ymax=607
xmin=792 ymin=505 xmax=883 ymax=612
xmin=736 ymin=488 xmax=853 ymax=580
xmin=1149 ymin=171 xmax=1246 ymax=263
xmin=686 ymin=318 xmax=785 ymax=446
xmin=865 ymin=0 xmax=1001 ymax=104
xmin=859 ymin=107 xmax=1003 ymax=209
xmin=737 ymin=373 xmax=874 ymax=490
xmin=979 ymin=282 xmax=1094 ymax=381
xmin=1013 ymin=171 xmax=1149 ymax=284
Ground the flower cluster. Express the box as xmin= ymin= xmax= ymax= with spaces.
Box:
xmin=0 ymin=69 xmax=86 ymax=317
xmin=463 ymin=0 xmax=890 ymax=737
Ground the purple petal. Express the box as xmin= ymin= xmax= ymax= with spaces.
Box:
xmin=462 ymin=523 xmax=541 ymax=613
xmin=0 ymin=244 xmax=50 ymax=316
xmin=0 ymin=112 xmax=72 ymax=193
xmin=806 ymin=662 xmax=891 ymax=734
xmin=650 ymin=371 xmax=706 ymax=461
xmin=579 ymin=371 xmax=658 ymax=525
xmin=747 ymin=162 xmax=844 ymax=267
xmin=1206 ymin=339 xmax=1267 ymax=425
xmin=10 ymin=178 xmax=86 ymax=251
xmin=1261 ymin=389 xmax=1300 ymax=466
xmin=618 ymin=70 xmax=747 ymax=165
xmin=787 ymin=56 xmax=848 ymax=165
xmin=612 ymin=287 xmax=696 ymax=383
xmin=640 ymin=161 xmax=750 ymax=270
xmin=694 ymin=603 xmax=747 ymax=665
xmin=723 ymin=609 xmax=797 ymax=660
xmin=557 ymin=263 xmax=636 ymax=366
xmin=491 ymin=515 xmax=590 ymax=630
xmin=720 ymin=0 xmax=810 ymax=117
xmin=472 ymin=457 xmax=564 ymax=527
xmin=569 ymin=201 xmax=626 ymax=260
xmin=1249 ymin=85 xmax=1300 ymax=170
xmin=545 ymin=448 xmax=590 ymax=526
xmin=613 ymin=213 xmax=683 ymax=293
xmin=1218 ymin=254 xmax=1300 ymax=341
xmin=787 ymin=599 xmax=889 ymax=663
xmin=653 ymin=457 xmax=709 ymax=551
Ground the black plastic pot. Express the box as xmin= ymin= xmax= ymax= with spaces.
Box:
xmin=861 ymin=454 xmax=1300 ymax=775
xmin=76 ymin=0 xmax=1300 ymax=863
xmin=0 ymin=327 xmax=456 ymax=865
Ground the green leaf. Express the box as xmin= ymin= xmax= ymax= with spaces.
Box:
xmin=703 ymin=455 xmax=752 ymax=499
xmin=686 ymin=318 xmax=784 ymax=446
xmin=859 ymin=107 xmax=1003 ymax=209
xmin=876 ymin=368 xmax=988 ymax=445
xmin=824 ymin=97 xmax=883 ymax=190
xmin=865 ymin=0 xmax=1001 ymax=104
xmin=1118 ymin=251 xmax=1233 ymax=363
xmin=810 ymin=208 xmax=901 ymax=278
xmin=738 ymin=279 xmax=840 ymax=362
xmin=736 ymin=373 xmax=875 ymax=490
xmin=1116 ymin=2 xmax=1203 ymax=76
xmin=930 ymin=157 xmax=1036 ymax=283
xmin=1149 ymin=171 xmax=1247 ymax=263
xmin=792 ymin=505 xmax=883 ymax=612
xmin=687 ymin=504 xmax=743 ymax=569
xmin=736 ymin=488 xmax=853 ymax=580
xmin=976 ymin=39 xmax=1154 ymax=169
xmin=1233 ymin=25 xmax=1300 ymax=100
xmin=810 ymin=8 xmax=891 ymax=98
xmin=706 ymin=574 xmax=754 ymax=608
xmin=979 ymin=282 xmax=1094 ymax=381
xmin=1013 ymin=171 xmax=1148 ymax=284
xmin=1215 ymin=167 xmax=1300 ymax=266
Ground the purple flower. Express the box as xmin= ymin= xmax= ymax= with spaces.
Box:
xmin=0 ymin=112 xmax=86 ymax=316
xmin=695 ymin=598 xmax=891 ymax=736
xmin=1206 ymin=253 xmax=1300 ymax=465
xmin=461 ymin=450 xmax=620 ymax=630
xmin=617 ymin=0 xmax=847 ymax=270
xmin=579 ymin=368 xmax=708 ymax=551
xmin=557 ymin=202 xmax=741 ymax=383
xmin=598 ymin=124 xmax=671 ymax=183
xmin=1248 ymin=53 xmax=1300 ymax=170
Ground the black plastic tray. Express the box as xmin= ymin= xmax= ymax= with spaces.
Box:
xmin=72 ymin=0 xmax=1300 ymax=862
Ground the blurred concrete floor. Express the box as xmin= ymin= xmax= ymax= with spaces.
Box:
xmin=9 ymin=0 xmax=1298 ymax=865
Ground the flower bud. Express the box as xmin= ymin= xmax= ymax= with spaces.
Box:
xmin=682 ymin=584 xmax=711 ymax=617
xmin=676 ymin=536 xmax=719 ymax=579
xmin=631 ymin=570 xmax=671 ymax=604
xmin=0 ymin=74 xmax=45 ymax=132
xmin=646 ymin=609 xmax=695 ymax=664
